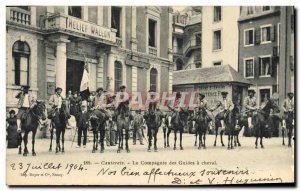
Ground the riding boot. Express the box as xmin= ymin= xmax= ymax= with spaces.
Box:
xmin=100 ymin=142 xmax=105 ymax=153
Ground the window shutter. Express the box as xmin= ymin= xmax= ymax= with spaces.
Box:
xmin=271 ymin=25 xmax=276 ymax=42
xmin=255 ymin=28 xmax=261 ymax=45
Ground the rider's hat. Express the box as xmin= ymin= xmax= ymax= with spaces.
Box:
xmin=119 ymin=85 xmax=126 ymax=90
xmin=221 ymin=91 xmax=228 ymax=96
xmin=287 ymin=92 xmax=294 ymax=97
xmin=55 ymin=87 xmax=62 ymax=92
xmin=248 ymin=89 xmax=256 ymax=94
xmin=96 ymin=87 xmax=103 ymax=92
xmin=199 ymin=93 xmax=205 ymax=99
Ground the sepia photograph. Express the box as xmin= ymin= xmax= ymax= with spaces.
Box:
xmin=4 ymin=3 xmax=295 ymax=186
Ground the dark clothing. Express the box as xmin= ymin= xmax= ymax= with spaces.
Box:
xmin=77 ymin=111 xmax=89 ymax=146
xmin=6 ymin=117 xmax=19 ymax=148
xmin=16 ymin=107 xmax=28 ymax=120
xmin=70 ymin=96 xmax=82 ymax=116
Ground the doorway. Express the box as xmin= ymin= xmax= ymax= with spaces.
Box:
xmin=66 ymin=59 xmax=84 ymax=94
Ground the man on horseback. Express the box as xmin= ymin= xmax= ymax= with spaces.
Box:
xmin=211 ymin=91 xmax=234 ymax=131
xmin=195 ymin=93 xmax=212 ymax=123
xmin=282 ymin=92 xmax=294 ymax=128
xmin=48 ymin=87 xmax=64 ymax=118
xmin=145 ymin=89 xmax=162 ymax=117
xmin=244 ymin=89 xmax=258 ymax=129
xmin=116 ymin=85 xmax=131 ymax=117
xmin=16 ymin=85 xmax=35 ymax=132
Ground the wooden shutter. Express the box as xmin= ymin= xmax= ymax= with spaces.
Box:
xmin=255 ymin=28 xmax=261 ymax=45
xmin=271 ymin=25 xmax=277 ymax=42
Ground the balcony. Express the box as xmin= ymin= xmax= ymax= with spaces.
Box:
xmin=7 ymin=7 xmax=31 ymax=26
xmin=149 ymin=46 xmax=157 ymax=57
xmin=183 ymin=38 xmax=201 ymax=57
xmin=173 ymin=45 xmax=183 ymax=57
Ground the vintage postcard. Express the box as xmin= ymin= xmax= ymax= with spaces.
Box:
xmin=6 ymin=5 xmax=295 ymax=186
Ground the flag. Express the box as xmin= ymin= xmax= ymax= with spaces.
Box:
xmin=80 ymin=63 xmax=90 ymax=100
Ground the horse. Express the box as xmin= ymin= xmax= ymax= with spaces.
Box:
xmin=171 ymin=109 xmax=189 ymax=150
xmin=223 ymin=106 xmax=239 ymax=150
xmin=282 ymin=111 xmax=294 ymax=147
xmin=213 ymin=118 xmax=226 ymax=147
xmin=116 ymin=106 xmax=131 ymax=153
xmin=193 ymin=108 xmax=209 ymax=149
xmin=19 ymin=101 xmax=46 ymax=156
xmin=49 ymin=100 xmax=70 ymax=153
xmin=233 ymin=114 xmax=247 ymax=147
xmin=252 ymin=98 xmax=280 ymax=149
xmin=89 ymin=109 xmax=106 ymax=153
xmin=144 ymin=106 xmax=162 ymax=152
xmin=163 ymin=112 xmax=173 ymax=148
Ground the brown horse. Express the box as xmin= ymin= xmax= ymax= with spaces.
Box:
xmin=144 ymin=106 xmax=162 ymax=152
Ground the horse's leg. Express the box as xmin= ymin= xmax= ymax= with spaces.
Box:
xmin=148 ymin=128 xmax=152 ymax=151
xmin=117 ymin=128 xmax=121 ymax=153
xmin=260 ymin=127 xmax=264 ymax=148
xmin=203 ymin=131 xmax=206 ymax=149
xmin=154 ymin=130 xmax=158 ymax=152
xmin=125 ymin=129 xmax=130 ymax=153
xmin=23 ymin=131 xmax=29 ymax=156
xmin=198 ymin=130 xmax=202 ymax=150
xmin=55 ymin=128 xmax=60 ymax=153
xmin=220 ymin=131 xmax=225 ymax=147
xmin=230 ymin=134 xmax=234 ymax=149
xmin=92 ymin=130 xmax=95 ymax=153
xmin=61 ymin=128 xmax=65 ymax=153
xmin=288 ymin=125 xmax=292 ymax=147
xmin=180 ymin=129 xmax=183 ymax=150
xmin=167 ymin=128 xmax=171 ymax=147
xmin=214 ymin=126 xmax=218 ymax=147
xmin=282 ymin=128 xmax=285 ymax=146
xmin=227 ymin=134 xmax=230 ymax=150
xmin=49 ymin=128 xmax=53 ymax=152
xmin=18 ymin=133 xmax=22 ymax=154
xmin=163 ymin=128 xmax=166 ymax=148
xmin=173 ymin=129 xmax=177 ymax=150
xmin=32 ymin=129 xmax=37 ymax=156
xmin=237 ymin=134 xmax=241 ymax=147
xmin=234 ymin=133 xmax=237 ymax=147
xmin=100 ymin=126 xmax=105 ymax=153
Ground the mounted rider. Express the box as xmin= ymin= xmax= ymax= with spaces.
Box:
xmin=145 ymin=89 xmax=162 ymax=116
xmin=48 ymin=87 xmax=64 ymax=119
xmin=91 ymin=87 xmax=109 ymax=119
xmin=243 ymin=89 xmax=258 ymax=128
xmin=211 ymin=91 xmax=234 ymax=130
xmin=15 ymin=85 xmax=36 ymax=132
xmin=282 ymin=92 xmax=294 ymax=128
xmin=194 ymin=93 xmax=212 ymax=122
xmin=115 ymin=85 xmax=131 ymax=118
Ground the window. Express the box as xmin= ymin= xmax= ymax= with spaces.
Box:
xmin=213 ymin=61 xmax=221 ymax=66
xmin=68 ymin=6 xmax=82 ymax=19
xmin=259 ymin=57 xmax=271 ymax=76
xmin=213 ymin=30 xmax=221 ymax=50
xmin=176 ymin=59 xmax=183 ymax=71
xmin=213 ymin=6 xmax=222 ymax=22
xmin=114 ymin=61 xmax=122 ymax=91
xmin=148 ymin=19 xmax=157 ymax=47
xmin=259 ymin=89 xmax=271 ymax=105
xmin=111 ymin=6 xmax=122 ymax=37
xmin=244 ymin=58 xmax=254 ymax=78
xmin=262 ymin=6 xmax=270 ymax=11
xmin=244 ymin=29 xmax=254 ymax=46
xmin=12 ymin=41 xmax=30 ymax=86
xmin=261 ymin=26 xmax=271 ymax=43
xmin=247 ymin=6 xmax=254 ymax=15
xmin=150 ymin=68 xmax=158 ymax=91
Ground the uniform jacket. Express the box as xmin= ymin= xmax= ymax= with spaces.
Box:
xmin=244 ymin=96 xmax=257 ymax=110
xmin=94 ymin=94 xmax=107 ymax=110
xmin=49 ymin=94 xmax=63 ymax=108
xmin=282 ymin=98 xmax=294 ymax=112
xmin=16 ymin=92 xmax=34 ymax=108
xmin=212 ymin=97 xmax=234 ymax=112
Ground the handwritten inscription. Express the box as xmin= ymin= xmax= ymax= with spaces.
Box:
xmin=8 ymin=160 xmax=284 ymax=185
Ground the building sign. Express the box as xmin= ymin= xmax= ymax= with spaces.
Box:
xmin=196 ymin=84 xmax=232 ymax=107
xmin=65 ymin=16 xmax=116 ymax=43
xmin=47 ymin=82 xmax=56 ymax=95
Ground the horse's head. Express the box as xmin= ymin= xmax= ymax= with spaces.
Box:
xmin=33 ymin=101 xmax=46 ymax=120
xmin=59 ymin=100 xmax=71 ymax=120
xmin=263 ymin=98 xmax=280 ymax=113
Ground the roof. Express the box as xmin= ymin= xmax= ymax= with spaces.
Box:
xmin=173 ymin=65 xmax=251 ymax=86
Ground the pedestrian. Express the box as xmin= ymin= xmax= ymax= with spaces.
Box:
xmin=6 ymin=110 xmax=20 ymax=149
xmin=132 ymin=109 xmax=145 ymax=145
xmin=76 ymin=104 xmax=89 ymax=148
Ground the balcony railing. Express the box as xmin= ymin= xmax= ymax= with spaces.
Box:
xmin=149 ymin=46 xmax=157 ymax=57
xmin=8 ymin=7 xmax=31 ymax=25
xmin=183 ymin=39 xmax=201 ymax=55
